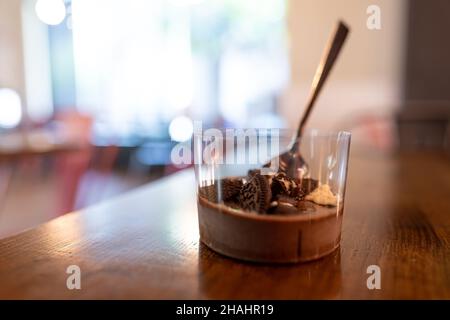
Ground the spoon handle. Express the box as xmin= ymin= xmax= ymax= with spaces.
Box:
xmin=296 ymin=21 xmax=350 ymax=139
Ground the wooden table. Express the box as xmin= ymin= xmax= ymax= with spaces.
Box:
xmin=0 ymin=151 xmax=449 ymax=299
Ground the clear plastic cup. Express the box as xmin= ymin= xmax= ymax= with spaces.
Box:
xmin=195 ymin=129 xmax=351 ymax=263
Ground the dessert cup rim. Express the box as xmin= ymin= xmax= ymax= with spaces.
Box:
xmin=194 ymin=128 xmax=351 ymax=139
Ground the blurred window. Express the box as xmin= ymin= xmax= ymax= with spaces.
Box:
xmin=71 ymin=0 xmax=288 ymax=138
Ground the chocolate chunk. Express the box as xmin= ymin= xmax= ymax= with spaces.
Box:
xmin=199 ymin=177 xmax=244 ymax=203
xmin=297 ymin=200 xmax=317 ymax=213
xmin=221 ymin=177 xmax=244 ymax=201
xmin=266 ymin=201 xmax=279 ymax=214
xmin=270 ymin=196 xmax=299 ymax=215
xmin=290 ymin=185 xmax=306 ymax=200
xmin=199 ymin=184 xmax=218 ymax=203
xmin=276 ymin=201 xmax=300 ymax=215
xmin=300 ymin=178 xmax=319 ymax=194
xmin=239 ymin=173 xmax=272 ymax=213
xmin=290 ymin=178 xmax=319 ymax=200
xmin=271 ymin=172 xmax=297 ymax=198
xmin=276 ymin=194 xmax=298 ymax=207
xmin=269 ymin=201 xmax=278 ymax=208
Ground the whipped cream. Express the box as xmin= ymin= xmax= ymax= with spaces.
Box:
xmin=305 ymin=184 xmax=337 ymax=206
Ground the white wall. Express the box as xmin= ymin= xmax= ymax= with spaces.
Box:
xmin=21 ymin=0 xmax=53 ymax=121
xmin=283 ymin=0 xmax=407 ymax=131
xmin=0 ymin=0 xmax=26 ymax=106
xmin=0 ymin=0 xmax=53 ymax=123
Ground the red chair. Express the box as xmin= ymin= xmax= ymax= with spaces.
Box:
xmin=54 ymin=111 xmax=93 ymax=215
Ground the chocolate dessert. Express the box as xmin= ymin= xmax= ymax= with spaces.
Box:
xmin=197 ymin=170 xmax=344 ymax=263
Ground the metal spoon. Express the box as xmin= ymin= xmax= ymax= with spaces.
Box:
xmin=265 ymin=21 xmax=350 ymax=179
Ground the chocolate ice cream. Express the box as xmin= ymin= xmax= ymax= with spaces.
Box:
xmin=197 ymin=170 xmax=344 ymax=263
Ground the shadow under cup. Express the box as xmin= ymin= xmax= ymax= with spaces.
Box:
xmin=195 ymin=129 xmax=351 ymax=263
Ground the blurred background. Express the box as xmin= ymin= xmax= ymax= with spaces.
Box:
xmin=0 ymin=0 xmax=449 ymax=238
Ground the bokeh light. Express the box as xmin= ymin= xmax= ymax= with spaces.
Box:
xmin=0 ymin=88 xmax=22 ymax=128
xmin=35 ymin=0 xmax=66 ymax=26
xmin=169 ymin=116 xmax=194 ymax=142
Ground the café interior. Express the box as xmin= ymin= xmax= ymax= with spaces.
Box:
xmin=0 ymin=0 xmax=449 ymax=282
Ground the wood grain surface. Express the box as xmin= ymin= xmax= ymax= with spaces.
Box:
xmin=0 ymin=151 xmax=449 ymax=299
